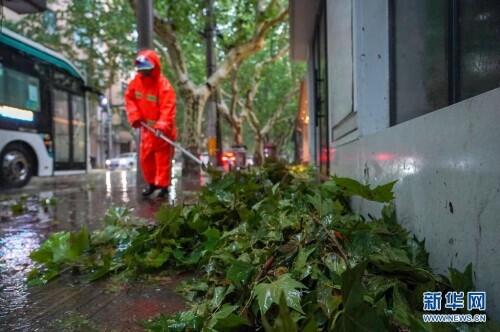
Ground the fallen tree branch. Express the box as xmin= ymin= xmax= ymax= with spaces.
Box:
xmin=313 ymin=215 xmax=349 ymax=265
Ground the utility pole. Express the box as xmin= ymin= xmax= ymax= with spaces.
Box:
xmin=107 ymin=101 xmax=113 ymax=160
xmin=205 ymin=0 xmax=222 ymax=166
xmin=135 ymin=0 xmax=153 ymax=190
xmin=137 ymin=0 xmax=153 ymax=50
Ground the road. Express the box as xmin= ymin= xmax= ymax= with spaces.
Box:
xmin=0 ymin=167 xmax=190 ymax=331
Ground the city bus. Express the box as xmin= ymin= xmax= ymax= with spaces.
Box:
xmin=0 ymin=27 xmax=88 ymax=188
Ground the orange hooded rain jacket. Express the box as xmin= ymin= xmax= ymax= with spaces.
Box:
xmin=125 ymin=49 xmax=176 ymax=188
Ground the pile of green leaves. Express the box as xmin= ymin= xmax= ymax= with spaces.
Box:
xmin=28 ymin=163 xmax=496 ymax=331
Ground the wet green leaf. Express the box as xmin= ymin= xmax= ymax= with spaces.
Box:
xmin=187 ymin=215 xmax=205 ymax=234
xmin=227 ymin=260 xmax=255 ymax=286
xmin=408 ymin=235 xmax=430 ymax=267
xmin=448 ymin=263 xmax=474 ymax=293
xmin=30 ymin=228 xmax=89 ymax=265
xmin=202 ymin=228 xmax=221 ymax=252
xmin=144 ymin=310 xmax=202 ymax=332
xmin=207 ymin=304 xmax=249 ymax=331
xmin=333 ymin=262 xmax=387 ymax=331
xmin=391 ymin=284 xmax=429 ymax=331
xmin=264 ymin=295 xmax=298 ymax=332
xmin=302 ymin=318 xmax=318 ymax=332
xmin=317 ymin=279 xmax=342 ymax=318
xmin=253 ymin=274 xmax=307 ymax=314
xmin=210 ymin=286 xmax=233 ymax=310
xmin=333 ymin=177 xmax=397 ymax=203
xmin=292 ymin=246 xmax=315 ymax=280
xmin=141 ymin=248 xmax=171 ymax=268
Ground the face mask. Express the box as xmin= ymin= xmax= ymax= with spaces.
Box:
xmin=135 ymin=55 xmax=154 ymax=72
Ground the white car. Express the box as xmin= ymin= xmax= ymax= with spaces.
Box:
xmin=105 ymin=153 xmax=137 ymax=170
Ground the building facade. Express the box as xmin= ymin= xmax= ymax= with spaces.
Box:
xmin=290 ymin=0 xmax=500 ymax=318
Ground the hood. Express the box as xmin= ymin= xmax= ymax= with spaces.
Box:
xmin=137 ymin=49 xmax=162 ymax=78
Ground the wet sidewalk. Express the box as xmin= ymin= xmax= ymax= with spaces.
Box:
xmin=0 ymin=167 xmax=190 ymax=331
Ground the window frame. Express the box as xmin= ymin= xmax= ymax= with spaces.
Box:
xmin=312 ymin=0 xmax=330 ymax=176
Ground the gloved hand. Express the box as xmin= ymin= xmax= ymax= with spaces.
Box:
xmin=153 ymin=124 xmax=167 ymax=138
xmin=131 ymin=119 xmax=142 ymax=129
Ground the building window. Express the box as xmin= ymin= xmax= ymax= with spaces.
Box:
xmin=312 ymin=1 xmax=329 ymax=176
xmin=458 ymin=1 xmax=500 ymax=100
xmin=0 ymin=64 xmax=40 ymax=112
xmin=391 ymin=0 xmax=449 ymax=124
xmin=328 ymin=0 xmax=355 ymax=140
xmin=43 ymin=10 xmax=57 ymax=35
xmin=120 ymin=143 xmax=131 ymax=154
xmin=391 ymin=0 xmax=500 ymax=125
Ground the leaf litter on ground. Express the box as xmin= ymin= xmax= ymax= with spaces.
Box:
xmin=28 ymin=162 xmax=499 ymax=331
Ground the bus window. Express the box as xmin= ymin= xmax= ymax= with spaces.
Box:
xmin=53 ymin=89 xmax=70 ymax=163
xmin=72 ymin=95 xmax=86 ymax=163
xmin=0 ymin=64 xmax=40 ymax=112
xmin=0 ymin=64 xmax=4 ymax=105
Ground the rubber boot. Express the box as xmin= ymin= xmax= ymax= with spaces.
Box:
xmin=142 ymin=184 xmax=158 ymax=197
xmin=156 ymin=187 xmax=170 ymax=198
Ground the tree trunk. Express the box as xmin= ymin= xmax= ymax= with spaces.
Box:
xmin=254 ymin=134 xmax=265 ymax=166
xmin=274 ymin=118 xmax=295 ymax=157
xmin=227 ymin=117 xmax=245 ymax=146
xmin=234 ymin=124 xmax=243 ymax=146
xmin=181 ymin=94 xmax=200 ymax=166
xmin=180 ymin=90 xmax=209 ymax=189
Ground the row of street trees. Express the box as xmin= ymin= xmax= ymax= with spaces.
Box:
xmin=9 ymin=0 xmax=304 ymax=167
xmin=7 ymin=0 xmax=136 ymax=92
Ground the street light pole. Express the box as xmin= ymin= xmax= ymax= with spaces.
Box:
xmin=137 ymin=0 xmax=153 ymax=50
xmin=135 ymin=0 xmax=153 ymax=191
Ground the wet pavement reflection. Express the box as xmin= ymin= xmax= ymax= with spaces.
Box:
xmin=0 ymin=166 xmax=188 ymax=331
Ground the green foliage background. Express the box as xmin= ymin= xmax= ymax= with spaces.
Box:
xmin=6 ymin=0 xmax=303 ymax=153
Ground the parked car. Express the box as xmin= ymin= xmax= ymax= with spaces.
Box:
xmin=105 ymin=153 xmax=137 ymax=170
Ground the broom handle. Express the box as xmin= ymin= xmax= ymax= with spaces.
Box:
xmin=141 ymin=122 xmax=204 ymax=166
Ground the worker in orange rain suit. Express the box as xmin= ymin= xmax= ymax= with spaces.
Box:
xmin=125 ymin=49 xmax=177 ymax=198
